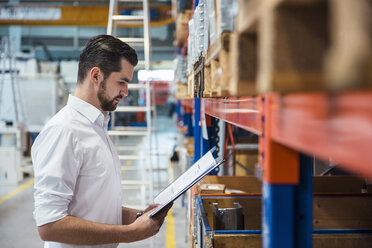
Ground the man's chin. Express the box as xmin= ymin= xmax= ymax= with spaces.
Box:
xmin=102 ymin=104 xmax=117 ymax=112
xmin=110 ymin=103 xmax=119 ymax=111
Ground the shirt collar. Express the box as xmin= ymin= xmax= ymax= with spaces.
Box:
xmin=67 ymin=95 xmax=109 ymax=127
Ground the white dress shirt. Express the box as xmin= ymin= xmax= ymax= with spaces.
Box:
xmin=32 ymin=95 xmax=122 ymax=248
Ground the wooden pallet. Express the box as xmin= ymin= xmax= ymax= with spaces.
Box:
xmin=183 ymin=0 xmax=372 ymax=97
xmin=325 ymin=0 xmax=372 ymax=91
xmin=258 ymin=0 xmax=329 ymax=93
xmin=198 ymin=195 xmax=372 ymax=248
xmin=176 ymin=81 xmax=192 ymax=99
xmin=204 ymin=0 xmax=372 ymax=95
xmin=203 ymin=32 xmax=232 ymax=97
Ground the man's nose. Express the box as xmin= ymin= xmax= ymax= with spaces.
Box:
xmin=121 ymin=86 xmax=128 ymax=97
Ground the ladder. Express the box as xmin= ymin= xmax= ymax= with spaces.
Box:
xmin=107 ymin=0 xmax=154 ymax=210
xmin=0 ymin=37 xmax=25 ymax=128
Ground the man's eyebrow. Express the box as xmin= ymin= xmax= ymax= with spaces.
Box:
xmin=120 ymin=78 xmax=130 ymax=83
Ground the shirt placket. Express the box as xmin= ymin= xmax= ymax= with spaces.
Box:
xmin=101 ymin=117 xmax=123 ymax=224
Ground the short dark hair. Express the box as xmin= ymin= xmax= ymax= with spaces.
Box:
xmin=77 ymin=35 xmax=138 ymax=83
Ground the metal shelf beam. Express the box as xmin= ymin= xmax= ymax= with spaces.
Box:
xmin=268 ymin=92 xmax=372 ymax=179
xmin=203 ymin=97 xmax=262 ymax=135
xmin=198 ymin=91 xmax=372 ymax=179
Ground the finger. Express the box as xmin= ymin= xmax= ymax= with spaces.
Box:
xmin=143 ymin=210 xmax=154 ymax=217
xmin=152 ymin=211 xmax=166 ymax=221
xmin=157 ymin=207 xmax=171 ymax=220
xmin=157 ymin=202 xmax=172 ymax=215
xmin=159 ymin=218 xmax=165 ymax=227
xmin=155 ymin=210 xmax=167 ymax=220
xmin=144 ymin=204 xmax=159 ymax=213
xmin=148 ymin=202 xmax=173 ymax=220
xmin=161 ymin=203 xmax=173 ymax=215
xmin=165 ymin=202 xmax=173 ymax=210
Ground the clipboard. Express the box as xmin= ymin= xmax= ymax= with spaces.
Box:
xmin=149 ymin=147 xmax=223 ymax=217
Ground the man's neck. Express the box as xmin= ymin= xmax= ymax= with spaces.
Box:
xmin=74 ymin=84 xmax=103 ymax=112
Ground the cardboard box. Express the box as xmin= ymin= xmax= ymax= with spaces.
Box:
xmin=200 ymin=184 xmax=226 ymax=194
xmin=175 ymin=10 xmax=193 ymax=48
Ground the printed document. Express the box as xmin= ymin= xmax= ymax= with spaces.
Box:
xmin=150 ymin=147 xmax=223 ymax=217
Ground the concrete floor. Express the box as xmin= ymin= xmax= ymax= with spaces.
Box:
xmin=0 ymin=116 xmax=189 ymax=248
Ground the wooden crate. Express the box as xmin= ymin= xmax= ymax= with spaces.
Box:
xmin=215 ymin=0 xmax=234 ymax=35
xmin=176 ymin=81 xmax=191 ymax=99
xmin=203 ymin=64 xmax=217 ymax=97
xmin=312 ymin=176 xmax=366 ymax=193
xmin=236 ymin=0 xmax=259 ymax=35
xmin=204 ymin=32 xmax=232 ymax=97
xmin=229 ymin=31 xmax=258 ymax=96
xmin=325 ymin=0 xmax=372 ymax=91
xmin=219 ymin=34 xmax=231 ymax=95
xmin=235 ymin=150 xmax=258 ymax=176
xmin=313 ymin=234 xmax=372 ymax=248
xmin=199 ymin=0 xmax=372 ymax=95
xmin=200 ymin=184 xmax=226 ymax=194
xmin=189 ymin=219 xmax=196 ymax=248
xmin=213 ymin=234 xmax=261 ymax=248
xmin=195 ymin=196 xmax=262 ymax=248
xmin=209 ymin=59 xmax=224 ymax=96
xmin=204 ymin=0 xmax=260 ymax=97
xmin=209 ymin=233 xmax=372 ymax=248
xmin=196 ymin=194 xmax=372 ymax=248
xmin=193 ymin=56 xmax=205 ymax=98
xmin=175 ymin=10 xmax=193 ymax=48
xmin=199 ymin=175 xmax=262 ymax=194
xmin=187 ymin=71 xmax=195 ymax=98
xmin=313 ymin=196 xmax=372 ymax=229
xmin=258 ymin=0 xmax=330 ymax=93
xmin=203 ymin=195 xmax=372 ymax=231
xmin=198 ymin=175 xmax=366 ymax=195
xmin=202 ymin=197 xmax=262 ymax=231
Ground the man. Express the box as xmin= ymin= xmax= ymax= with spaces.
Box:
xmin=32 ymin=35 xmax=171 ymax=248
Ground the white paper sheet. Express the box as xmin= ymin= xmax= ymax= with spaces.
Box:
xmin=150 ymin=148 xmax=222 ymax=217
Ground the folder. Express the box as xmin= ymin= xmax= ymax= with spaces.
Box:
xmin=150 ymin=147 xmax=223 ymax=217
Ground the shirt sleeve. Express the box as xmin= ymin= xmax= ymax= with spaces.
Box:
xmin=32 ymin=124 xmax=82 ymax=226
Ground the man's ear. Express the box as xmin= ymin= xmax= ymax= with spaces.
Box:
xmin=89 ymin=67 xmax=102 ymax=87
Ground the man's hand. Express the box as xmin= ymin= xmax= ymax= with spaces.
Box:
xmin=37 ymin=203 xmax=174 ymax=245
xmin=144 ymin=204 xmax=159 ymax=213
xmin=130 ymin=203 xmax=173 ymax=241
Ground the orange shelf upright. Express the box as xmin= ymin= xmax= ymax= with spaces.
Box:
xmin=181 ymin=99 xmax=194 ymax=108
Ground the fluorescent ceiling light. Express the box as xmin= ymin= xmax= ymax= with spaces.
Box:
xmin=138 ymin=69 xmax=174 ymax=81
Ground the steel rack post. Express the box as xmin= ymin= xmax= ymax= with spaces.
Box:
xmin=261 ymin=94 xmax=299 ymax=248
xmin=262 ymin=151 xmax=314 ymax=248
xmin=201 ymin=107 xmax=218 ymax=175
xmin=206 ymin=115 xmax=218 ymax=175
xmin=263 ymin=182 xmax=295 ymax=248
xmin=194 ymin=97 xmax=201 ymax=163
xmin=176 ymin=99 xmax=182 ymax=123
xmin=201 ymin=100 xmax=210 ymax=156
xmin=294 ymin=154 xmax=313 ymax=248
xmin=183 ymin=102 xmax=193 ymax=137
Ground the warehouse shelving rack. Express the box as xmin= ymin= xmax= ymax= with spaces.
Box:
xmin=178 ymin=91 xmax=372 ymax=247
xmin=202 ymin=92 xmax=372 ymax=179
xmin=175 ymin=0 xmax=372 ymax=247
